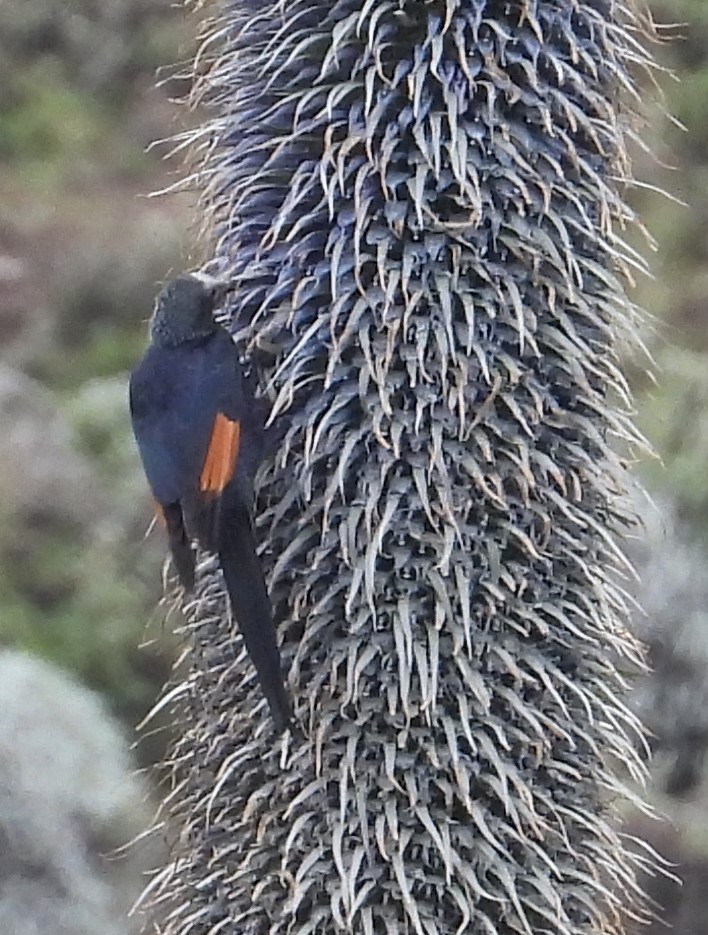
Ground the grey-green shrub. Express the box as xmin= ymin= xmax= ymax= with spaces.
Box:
xmin=0 ymin=650 xmax=150 ymax=935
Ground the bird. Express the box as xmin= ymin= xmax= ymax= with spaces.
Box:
xmin=129 ymin=271 xmax=292 ymax=731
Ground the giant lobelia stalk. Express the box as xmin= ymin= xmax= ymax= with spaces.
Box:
xmin=147 ymin=2 xmax=657 ymax=933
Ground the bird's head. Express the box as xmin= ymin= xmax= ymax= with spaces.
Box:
xmin=149 ymin=272 xmax=235 ymax=347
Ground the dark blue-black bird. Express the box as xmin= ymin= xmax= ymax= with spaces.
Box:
xmin=129 ymin=272 xmax=292 ymax=730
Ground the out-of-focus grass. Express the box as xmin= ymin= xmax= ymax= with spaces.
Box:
xmin=0 ymin=0 xmax=192 ymax=738
xmin=638 ymin=348 xmax=708 ymax=525
xmin=627 ymin=3 xmax=708 ymax=532
xmin=0 ymin=64 xmax=105 ymax=167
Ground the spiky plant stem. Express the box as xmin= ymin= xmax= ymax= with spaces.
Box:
xmin=147 ymin=2 xmax=658 ymax=933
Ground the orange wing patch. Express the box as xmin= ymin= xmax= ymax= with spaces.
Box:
xmin=200 ymin=412 xmax=241 ymax=495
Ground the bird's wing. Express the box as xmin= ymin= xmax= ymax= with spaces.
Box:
xmin=199 ymin=411 xmax=241 ymax=496
xmin=129 ymin=341 xmax=222 ymax=507
xmin=187 ymin=408 xmax=243 ymax=550
xmin=130 ymin=330 xmax=262 ymax=551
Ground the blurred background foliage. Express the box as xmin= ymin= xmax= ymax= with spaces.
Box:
xmin=0 ymin=0 xmax=193 ymax=741
xmin=1 ymin=0 xmax=708 ymax=932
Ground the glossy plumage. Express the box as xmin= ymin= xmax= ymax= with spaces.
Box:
xmin=129 ymin=274 xmax=291 ymax=730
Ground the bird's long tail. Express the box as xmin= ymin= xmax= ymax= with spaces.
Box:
xmin=217 ymin=503 xmax=292 ymax=731
xmin=163 ymin=502 xmax=195 ymax=591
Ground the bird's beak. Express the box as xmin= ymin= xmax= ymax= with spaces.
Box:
xmin=191 ymin=271 xmax=237 ymax=304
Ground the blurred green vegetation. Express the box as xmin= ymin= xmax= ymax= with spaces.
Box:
xmin=0 ymin=0 xmax=194 ymax=743
xmin=628 ymin=2 xmax=708 ymax=530
xmin=0 ymin=0 xmax=187 ymax=178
